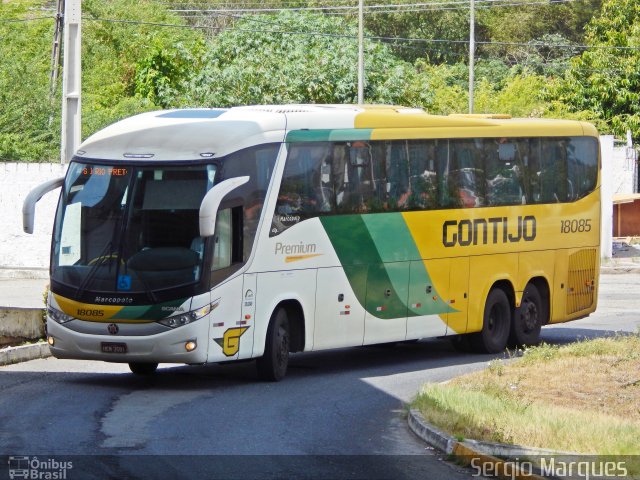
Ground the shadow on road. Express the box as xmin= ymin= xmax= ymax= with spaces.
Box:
xmin=1 ymin=325 xmax=631 ymax=479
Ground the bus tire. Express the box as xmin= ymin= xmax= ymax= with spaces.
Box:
xmin=471 ymin=288 xmax=511 ymax=354
xmin=129 ymin=362 xmax=158 ymax=375
xmin=509 ymin=284 xmax=543 ymax=347
xmin=256 ymin=308 xmax=290 ymax=382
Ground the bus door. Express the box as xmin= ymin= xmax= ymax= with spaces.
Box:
xmin=363 ymin=261 xmax=409 ymax=345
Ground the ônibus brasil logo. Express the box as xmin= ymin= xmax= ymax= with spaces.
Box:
xmin=8 ymin=456 xmax=73 ymax=479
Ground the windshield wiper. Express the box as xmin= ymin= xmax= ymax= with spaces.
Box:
xmin=74 ymin=240 xmax=114 ymax=300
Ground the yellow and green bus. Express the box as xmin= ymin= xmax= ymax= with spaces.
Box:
xmin=24 ymin=105 xmax=600 ymax=380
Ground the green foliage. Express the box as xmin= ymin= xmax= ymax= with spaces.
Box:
xmin=81 ymin=0 xmax=204 ymax=134
xmin=0 ymin=1 xmax=58 ymax=161
xmin=409 ymin=60 xmax=551 ymax=117
xmin=0 ymin=0 xmax=204 ymax=161
xmin=475 ymin=73 xmax=548 ymax=117
xmin=184 ymin=11 xmax=431 ymax=107
xmin=551 ymin=0 xmax=640 ymax=139
xmin=0 ymin=0 xmax=627 ymax=162
xmin=410 ymin=61 xmax=467 ymax=114
xmin=366 ymin=10 xmax=472 ymax=64
xmin=508 ymin=34 xmax=581 ymax=78
xmin=479 ymin=0 xmax=602 ymax=58
xmin=134 ymin=40 xmax=204 ymax=108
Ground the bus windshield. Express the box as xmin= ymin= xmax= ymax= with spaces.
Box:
xmin=52 ymin=162 xmax=215 ymax=297
xmin=51 ymin=144 xmax=279 ymax=300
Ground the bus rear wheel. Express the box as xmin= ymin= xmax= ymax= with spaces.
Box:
xmin=471 ymin=288 xmax=511 ymax=354
xmin=256 ymin=308 xmax=290 ymax=382
xmin=129 ymin=362 xmax=158 ymax=375
xmin=509 ymin=284 xmax=544 ymax=347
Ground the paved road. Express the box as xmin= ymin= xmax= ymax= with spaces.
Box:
xmin=0 ymin=273 xmax=638 ymax=480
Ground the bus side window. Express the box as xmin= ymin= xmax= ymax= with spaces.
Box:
xmin=332 ymin=144 xmax=349 ymax=210
xmin=276 ymin=144 xmax=327 ymax=216
xmin=210 ymin=206 xmax=244 ymax=285
xmin=567 ymin=137 xmax=598 ymax=200
xmin=345 ymin=141 xmax=375 ymax=212
xmin=539 ymin=140 xmax=569 ymax=203
xmin=449 ymin=139 xmax=486 ymax=208
xmin=385 ymin=141 xmax=410 ymax=210
xmin=486 ymin=139 xmax=524 ymax=206
xmin=211 ymin=208 xmax=232 ymax=271
xmin=407 ymin=141 xmax=438 ymax=210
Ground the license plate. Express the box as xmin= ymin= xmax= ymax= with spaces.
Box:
xmin=101 ymin=342 xmax=128 ymax=354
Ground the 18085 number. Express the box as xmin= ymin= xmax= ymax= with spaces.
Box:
xmin=560 ymin=218 xmax=592 ymax=233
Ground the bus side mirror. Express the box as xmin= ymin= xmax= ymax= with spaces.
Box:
xmin=23 ymin=177 xmax=65 ymax=234
xmin=199 ymin=176 xmax=250 ymax=237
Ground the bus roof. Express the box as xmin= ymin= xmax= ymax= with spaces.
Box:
xmin=76 ymin=105 xmax=598 ymax=161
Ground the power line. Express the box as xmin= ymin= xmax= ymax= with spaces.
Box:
xmin=81 ymin=14 xmax=640 ymax=52
xmin=0 ymin=16 xmax=53 ymax=24
xmin=169 ymin=0 xmax=576 ymax=14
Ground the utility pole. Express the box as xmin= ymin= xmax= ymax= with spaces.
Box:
xmin=60 ymin=0 xmax=81 ymax=164
xmin=468 ymin=0 xmax=475 ymax=114
xmin=49 ymin=0 xmax=64 ymax=100
xmin=357 ymin=0 xmax=364 ymax=105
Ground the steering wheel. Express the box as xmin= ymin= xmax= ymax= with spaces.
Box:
xmin=86 ymin=253 xmax=124 ymax=266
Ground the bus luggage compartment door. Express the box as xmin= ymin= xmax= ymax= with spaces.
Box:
xmin=363 ymin=262 xmax=409 ymax=345
xmin=314 ymin=266 xmax=366 ymax=349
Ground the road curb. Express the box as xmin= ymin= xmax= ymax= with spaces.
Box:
xmin=408 ymin=408 xmax=547 ymax=480
xmin=0 ymin=342 xmax=51 ymax=366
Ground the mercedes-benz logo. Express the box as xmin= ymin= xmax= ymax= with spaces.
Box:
xmin=108 ymin=323 xmax=119 ymax=335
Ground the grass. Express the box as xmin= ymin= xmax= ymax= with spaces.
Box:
xmin=413 ymin=333 xmax=640 ymax=455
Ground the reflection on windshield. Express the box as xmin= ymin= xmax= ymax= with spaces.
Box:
xmin=52 ymin=163 xmax=216 ymax=296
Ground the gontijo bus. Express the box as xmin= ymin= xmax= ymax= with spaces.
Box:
xmin=23 ymin=105 xmax=600 ymax=380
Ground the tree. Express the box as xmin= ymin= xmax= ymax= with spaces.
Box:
xmin=81 ymin=0 xmax=204 ymax=135
xmin=551 ymin=0 xmax=640 ymax=138
xmin=0 ymin=0 xmax=204 ymax=161
xmin=365 ymin=10 xmax=476 ymax=65
xmin=184 ymin=11 xmax=432 ymax=107
xmin=0 ymin=1 xmax=59 ymax=161
xmin=475 ymin=74 xmax=549 ymax=117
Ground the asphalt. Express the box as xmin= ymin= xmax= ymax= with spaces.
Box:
xmin=1 ymin=255 xmax=639 ymax=478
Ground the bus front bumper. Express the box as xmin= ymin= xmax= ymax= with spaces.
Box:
xmin=46 ymin=318 xmax=209 ymax=364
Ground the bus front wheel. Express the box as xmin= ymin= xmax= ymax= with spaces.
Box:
xmin=256 ymin=308 xmax=290 ymax=382
xmin=129 ymin=362 xmax=158 ymax=375
xmin=471 ymin=288 xmax=511 ymax=354
xmin=509 ymin=284 xmax=543 ymax=347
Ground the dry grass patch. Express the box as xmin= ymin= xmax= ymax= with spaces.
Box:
xmin=413 ymin=333 xmax=640 ymax=455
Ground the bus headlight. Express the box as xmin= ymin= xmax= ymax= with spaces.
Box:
xmin=157 ymin=304 xmax=211 ymax=329
xmin=48 ymin=306 xmax=75 ymax=324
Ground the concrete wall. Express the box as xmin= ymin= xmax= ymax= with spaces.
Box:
xmin=611 ymin=140 xmax=637 ymax=195
xmin=0 ymin=163 xmax=67 ymax=278
xmin=600 ymin=136 xmax=614 ymax=258
xmin=0 ymin=307 xmax=45 ymax=345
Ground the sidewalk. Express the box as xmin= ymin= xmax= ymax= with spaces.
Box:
xmin=0 ymin=275 xmax=49 ymax=365
xmin=0 ymin=277 xmax=49 ymax=309
xmin=602 ymin=241 xmax=640 ymax=273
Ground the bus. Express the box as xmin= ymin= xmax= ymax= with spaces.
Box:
xmin=23 ymin=105 xmax=600 ymax=380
